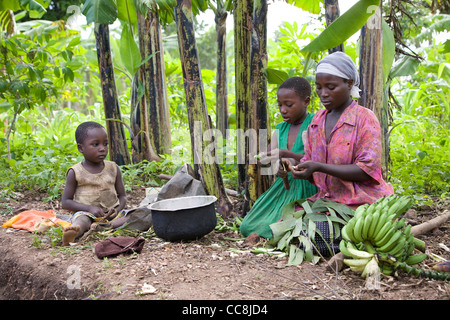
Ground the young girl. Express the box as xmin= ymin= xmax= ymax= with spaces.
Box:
xmin=61 ymin=121 xmax=128 ymax=246
xmin=240 ymin=77 xmax=318 ymax=240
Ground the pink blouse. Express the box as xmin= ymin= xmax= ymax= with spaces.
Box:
xmin=302 ymin=101 xmax=394 ymax=207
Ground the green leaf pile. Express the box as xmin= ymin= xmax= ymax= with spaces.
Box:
xmin=268 ymin=199 xmax=354 ymax=266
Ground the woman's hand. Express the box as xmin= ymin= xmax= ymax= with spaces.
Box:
xmin=290 ymin=161 xmax=319 ymax=180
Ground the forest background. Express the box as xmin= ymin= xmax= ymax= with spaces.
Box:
xmin=0 ymin=0 xmax=449 ymax=214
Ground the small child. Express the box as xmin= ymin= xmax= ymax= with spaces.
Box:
xmin=61 ymin=121 xmax=129 ymax=246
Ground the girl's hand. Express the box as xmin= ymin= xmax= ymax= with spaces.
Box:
xmin=256 ymin=148 xmax=283 ymax=163
xmin=277 ymin=158 xmax=291 ymax=178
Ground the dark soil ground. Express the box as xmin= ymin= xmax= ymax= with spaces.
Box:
xmin=0 ymin=187 xmax=449 ymax=303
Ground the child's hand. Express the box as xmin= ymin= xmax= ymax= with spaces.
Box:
xmin=256 ymin=149 xmax=283 ymax=165
xmin=105 ymin=208 xmax=118 ymax=220
xmin=89 ymin=206 xmax=106 ymax=218
xmin=276 ymin=158 xmax=291 ymax=178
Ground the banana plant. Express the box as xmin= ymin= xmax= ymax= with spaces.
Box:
xmin=135 ymin=3 xmax=172 ymax=158
xmin=174 ymin=0 xmax=232 ymax=216
xmin=0 ymin=0 xmax=48 ymax=19
xmin=81 ymin=0 xmax=132 ymax=165
xmin=210 ymin=0 xmax=230 ymax=137
xmin=301 ymin=0 xmax=381 ymax=54
xmin=233 ymin=0 xmax=252 ymax=209
xmin=247 ymin=0 xmax=272 ymax=205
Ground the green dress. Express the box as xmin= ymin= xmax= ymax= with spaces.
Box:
xmin=240 ymin=113 xmax=318 ymax=239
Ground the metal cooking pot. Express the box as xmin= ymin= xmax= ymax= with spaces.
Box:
xmin=148 ymin=195 xmax=217 ymax=241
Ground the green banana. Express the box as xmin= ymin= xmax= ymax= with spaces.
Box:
xmin=378 ymin=196 xmax=390 ymax=208
xmin=361 ymin=213 xmax=373 ymax=240
xmin=373 ymin=219 xmax=393 ymax=243
xmin=413 ymin=237 xmax=426 ymax=253
xmin=344 ymin=258 xmax=371 ymax=268
xmin=367 ymin=209 xmax=381 ymax=239
xmin=346 ymin=243 xmax=374 ymax=259
xmin=371 ymin=209 xmax=390 ymax=239
xmin=379 ymin=261 xmax=397 ymax=276
xmin=354 ymin=203 xmax=369 ymax=220
xmin=386 ymin=200 xmax=399 ymax=216
xmin=403 ymin=224 xmax=412 ymax=238
xmin=405 ymin=253 xmax=427 ymax=266
xmin=352 ymin=216 xmax=365 ymax=243
xmin=392 ymin=196 xmax=412 ymax=219
xmin=378 ymin=229 xmax=404 ymax=253
xmin=339 ymin=240 xmax=352 ymax=257
xmin=374 ymin=225 xmax=396 ymax=247
xmin=344 ymin=218 xmax=358 ymax=242
xmin=385 ymin=236 xmax=407 ymax=258
xmin=350 ymin=265 xmax=366 ymax=273
xmin=405 ymin=234 xmax=416 ymax=256
xmin=395 ymin=217 xmax=406 ymax=230
xmin=341 ymin=224 xmax=352 ymax=243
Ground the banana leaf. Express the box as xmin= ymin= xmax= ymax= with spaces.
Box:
xmin=268 ymin=198 xmax=355 ymax=265
xmin=287 ymin=0 xmax=321 ymax=15
xmin=117 ymin=0 xmax=137 ymax=26
xmin=288 ymin=244 xmax=304 ymax=266
xmin=82 ymin=0 xmax=117 ymax=25
xmin=382 ymin=20 xmax=395 ymax=84
xmin=265 ymin=68 xmax=289 ymax=85
xmin=119 ymin=23 xmax=141 ymax=77
xmin=301 ymin=0 xmax=380 ymax=53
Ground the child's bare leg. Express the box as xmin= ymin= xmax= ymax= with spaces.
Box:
xmin=63 ymin=216 xmax=91 ymax=246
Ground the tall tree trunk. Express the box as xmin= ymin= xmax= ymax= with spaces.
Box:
xmin=247 ymin=0 xmax=271 ymax=207
xmin=174 ymin=0 xmax=232 ymax=217
xmin=137 ymin=9 xmax=172 ymax=156
xmin=234 ymin=0 xmax=253 ymax=213
xmin=324 ymin=0 xmax=345 ymax=53
xmin=130 ymin=73 xmax=161 ymax=163
xmin=358 ymin=2 xmax=389 ymax=178
xmin=94 ymin=23 xmax=131 ymax=166
xmin=214 ymin=0 xmax=229 ymax=137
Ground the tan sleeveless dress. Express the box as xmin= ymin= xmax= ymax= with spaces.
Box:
xmin=71 ymin=160 xmax=119 ymax=212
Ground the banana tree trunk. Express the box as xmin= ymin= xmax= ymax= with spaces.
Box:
xmin=94 ymin=23 xmax=131 ymax=166
xmin=137 ymin=9 xmax=172 ymax=156
xmin=247 ymin=0 xmax=271 ymax=207
xmin=130 ymin=73 xmax=161 ymax=163
xmin=214 ymin=0 xmax=229 ymax=136
xmin=234 ymin=0 xmax=252 ymax=208
xmin=324 ymin=0 xmax=344 ymax=53
xmin=174 ymin=0 xmax=232 ymax=217
xmin=358 ymin=2 xmax=389 ymax=178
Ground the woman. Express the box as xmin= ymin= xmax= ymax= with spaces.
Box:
xmin=290 ymin=51 xmax=393 ymax=206
xmin=284 ymin=52 xmax=394 ymax=257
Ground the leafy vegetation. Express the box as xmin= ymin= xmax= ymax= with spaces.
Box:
xmin=0 ymin=1 xmax=448 ymax=206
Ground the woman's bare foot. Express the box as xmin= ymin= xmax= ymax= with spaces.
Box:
xmin=62 ymin=225 xmax=80 ymax=246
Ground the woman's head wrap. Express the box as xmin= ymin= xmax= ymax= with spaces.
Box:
xmin=315 ymin=51 xmax=361 ymax=98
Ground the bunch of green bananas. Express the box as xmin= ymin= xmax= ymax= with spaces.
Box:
xmin=339 ymin=195 xmax=427 ymax=277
